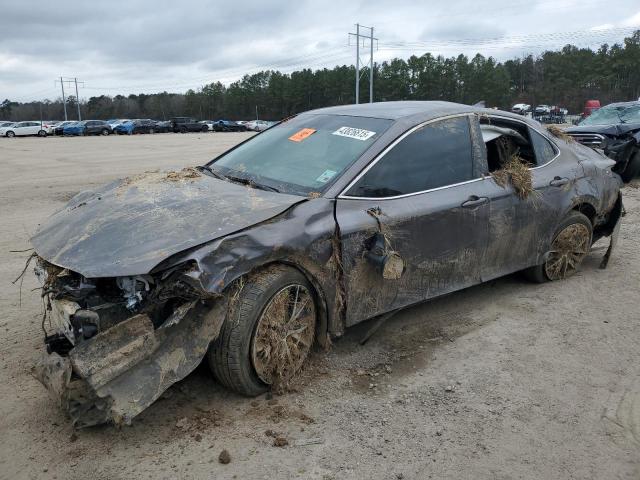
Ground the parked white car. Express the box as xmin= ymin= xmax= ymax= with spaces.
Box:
xmin=245 ymin=120 xmax=272 ymax=131
xmin=41 ymin=121 xmax=61 ymax=134
xmin=511 ymin=104 xmax=531 ymax=115
xmin=199 ymin=120 xmax=216 ymax=131
xmin=0 ymin=121 xmax=48 ymax=137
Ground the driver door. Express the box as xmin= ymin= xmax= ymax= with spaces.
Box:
xmin=336 ymin=115 xmax=490 ymax=326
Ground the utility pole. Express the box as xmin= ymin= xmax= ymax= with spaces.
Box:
xmin=74 ymin=77 xmax=82 ymax=121
xmin=57 ymin=77 xmax=68 ymax=121
xmin=56 ymin=77 xmax=84 ymax=120
xmin=349 ymin=24 xmax=378 ymax=104
xmin=355 ymin=23 xmax=360 ymax=104
xmin=370 ymin=26 xmax=374 ymax=104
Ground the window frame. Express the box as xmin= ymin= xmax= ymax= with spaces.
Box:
xmin=480 ymin=114 xmax=560 ymax=170
xmin=339 ymin=113 xmax=480 ymax=200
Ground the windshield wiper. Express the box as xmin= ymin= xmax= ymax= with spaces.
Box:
xmin=198 ymin=166 xmax=281 ymax=193
xmin=224 ymin=174 xmax=281 ymax=193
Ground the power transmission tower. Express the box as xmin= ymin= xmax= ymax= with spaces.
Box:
xmin=349 ymin=24 xmax=377 ymax=104
xmin=56 ymin=77 xmax=85 ymax=120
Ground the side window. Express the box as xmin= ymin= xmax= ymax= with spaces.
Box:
xmin=346 ymin=116 xmax=475 ymax=198
xmin=480 ymin=117 xmax=536 ymax=172
xmin=529 ymin=129 xmax=557 ymax=165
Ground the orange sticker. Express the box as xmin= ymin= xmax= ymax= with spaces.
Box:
xmin=288 ymin=128 xmax=316 ymax=142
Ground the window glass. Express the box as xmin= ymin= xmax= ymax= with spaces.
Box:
xmin=529 ymin=129 xmax=557 ymax=165
xmin=211 ymin=114 xmax=392 ymax=195
xmin=346 ymin=116 xmax=475 ymax=198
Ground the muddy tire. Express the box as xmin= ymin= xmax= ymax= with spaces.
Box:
xmin=524 ymin=210 xmax=593 ymax=283
xmin=208 ymin=265 xmax=317 ymax=396
xmin=620 ymin=151 xmax=640 ymax=183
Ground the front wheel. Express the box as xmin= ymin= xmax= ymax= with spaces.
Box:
xmin=6 ymin=131 xmax=15 ymax=138
xmin=208 ymin=265 xmax=317 ymax=396
xmin=524 ymin=211 xmax=593 ymax=283
xmin=101 ymin=129 xmax=109 ymax=136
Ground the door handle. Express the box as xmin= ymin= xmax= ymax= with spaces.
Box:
xmin=461 ymin=195 xmax=489 ymax=208
xmin=550 ymin=176 xmax=569 ymax=187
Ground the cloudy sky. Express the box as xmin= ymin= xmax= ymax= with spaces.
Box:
xmin=1 ymin=0 xmax=639 ymax=101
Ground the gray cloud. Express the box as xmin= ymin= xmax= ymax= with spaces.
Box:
xmin=1 ymin=0 xmax=638 ymax=100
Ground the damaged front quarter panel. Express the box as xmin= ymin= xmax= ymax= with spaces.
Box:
xmin=32 ymin=257 xmax=229 ymax=428
xmin=31 ymin=195 xmax=340 ymax=428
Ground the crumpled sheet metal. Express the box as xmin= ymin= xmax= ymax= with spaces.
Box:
xmin=33 ymin=297 xmax=228 ymax=428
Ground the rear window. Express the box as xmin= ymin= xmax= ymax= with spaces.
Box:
xmin=210 ymin=114 xmax=392 ymax=195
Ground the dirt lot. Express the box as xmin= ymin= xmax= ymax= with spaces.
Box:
xmin=0 ymin=133 xmax=639 ymax=480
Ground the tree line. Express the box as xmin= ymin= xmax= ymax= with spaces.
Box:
xmin=2 ymin=31 xmax=639 ymax=122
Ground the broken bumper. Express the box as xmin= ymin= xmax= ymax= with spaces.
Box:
xmin=33 ymin=298 xmax=228 ymax=428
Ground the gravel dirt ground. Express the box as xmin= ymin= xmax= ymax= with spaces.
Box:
xmin=0 ymin=133 xmax=638 ymax=480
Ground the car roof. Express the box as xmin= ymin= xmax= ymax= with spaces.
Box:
xmin=302 ymin=100 xmax=521 ymax=123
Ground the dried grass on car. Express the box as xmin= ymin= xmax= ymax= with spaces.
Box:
xmin=546 ymin=125 xmax=575 ymax=143
xmin=491 ymin=153 xmax=534 ymax=200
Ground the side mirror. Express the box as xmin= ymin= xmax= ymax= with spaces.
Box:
xmin=365 ymin=232 xmax=405 ymax=280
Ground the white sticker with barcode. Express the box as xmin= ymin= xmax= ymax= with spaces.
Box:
xmin=332 ymin=126 xmax=376 ymax=141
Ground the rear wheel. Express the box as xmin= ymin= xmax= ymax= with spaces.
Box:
xmin=208 ymin=265 xmax=317 ymax=396
xmin=6 ymin=131 xmax=15 ymax=138
xmin=100 ymin=128 xmax=109 ymax=136
xmin=524 ymin=211 xmax=592 ymax=283
xmin=201 ymin=125 xmax=208 ymax=132
xmin=37 ymin=130 xmax=47 ymax=137
xmin=180 ymin=126 xmax=187 ymax=133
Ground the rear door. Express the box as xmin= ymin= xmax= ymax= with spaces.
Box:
xmin=16 ymin=122 xmax=37 ymax=136
xmin=475 ymin=115 xmax=563 ymax=280
xmin=336 ymin=115 xmax=490 ymax=326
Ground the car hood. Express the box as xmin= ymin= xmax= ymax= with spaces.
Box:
xmin=565 ymin=122 xmax=640 ymax=136
xmin=31 ymin=170 xmax=305 ymax=278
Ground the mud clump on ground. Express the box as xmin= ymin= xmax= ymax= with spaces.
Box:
xmin=218 ymin=449 xmax=231 ymax=464
xmin=273 ymin=436 xmax=289 ymax=447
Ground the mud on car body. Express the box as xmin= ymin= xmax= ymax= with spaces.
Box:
xmin=29 ymin=101 xmax=624 ymax=428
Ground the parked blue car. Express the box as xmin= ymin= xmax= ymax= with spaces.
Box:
xmin=63 ymin=120 xmax=112 ymax=136
xmin=114 ymin=119 xmax=158 ymax=135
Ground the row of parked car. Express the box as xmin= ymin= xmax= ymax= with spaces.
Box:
xmin=0 ymin=117 xmax=277 ymax=137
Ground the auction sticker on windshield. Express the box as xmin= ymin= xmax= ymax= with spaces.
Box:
xmin=315 ymin=169 xmax=337 ymax=183
xmin=288 ymin=128 xmax=316 ymax=142
xmin=332 ymin=126 xmax=376 ymax=141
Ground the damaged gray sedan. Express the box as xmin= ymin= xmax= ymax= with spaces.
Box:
xmin=30 ymin=101 xmax=623 ymax=428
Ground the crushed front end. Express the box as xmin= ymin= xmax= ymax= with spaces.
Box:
xmin=32 ymin=257 xmax=228 ymax=428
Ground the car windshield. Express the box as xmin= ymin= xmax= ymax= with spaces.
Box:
xmin=580 ymin=104 xmax=640 ymax=125
xmin=208 ymin=114 xmax=392 ymax=195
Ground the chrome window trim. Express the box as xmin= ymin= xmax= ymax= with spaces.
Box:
xmin=338 ymin=113 xmax=476 ymax=200
xmin=338 ymin=112 xmax=562 ymax=200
